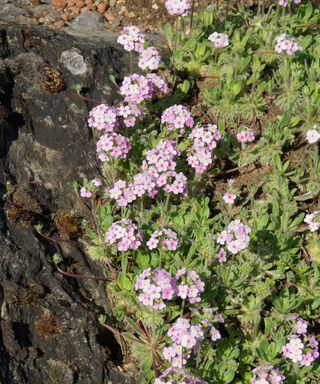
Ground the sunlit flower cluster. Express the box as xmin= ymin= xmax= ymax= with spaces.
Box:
xmin=88 ymin=104 xmax=119 ymax=132
xmin=208 ymin=32 xmax=229 ymax=48
xmin=217 ymin=219 xmax=251 ymax=255
xmin=165 ymin=0 xmax=192 ymax=16
xmin=135 ymin=268 xmax=176 ymax=309
xmin=250 ymin=365 xmax=285 ymax=384
xmin=187 ymin=124 xmax=221 ymax=173
xmin=282 ymin=335 xmax=319 ymax=366
xmin=135 ymin=268 xmax=205 ymax=309
xmin=138 ymin=47 xmax=161 ymax=70
xmin=108 ymin=140 xmax=188 ymax=206
xmin=120 ymin=74 xmax=168 ymax=104
xmin=118 ymin=103 xmax=143 ymax=128
xmin=147 ymin=229 xmax=180 ymax=251
xmin=96 ymin=133 xmax=131 ymax=162
xmin=142 ymin=140 xmax=188 ymax=196
xmin=304 ymin=211 xmax=320 ymax=232
xmin=175 ymin=268 xmax=205 ymax=304
xmin=275 ymin=34 xmax=301 ymax=55
xmin=164 ymin=318 xmax=204 ymax=367
xmin=161 ymin=105 xmax=194 ymax=135
xmin=117 ymin=26 xmax=145 ymax=53
xmin=105 ymin=219 xmax=142 ymax=251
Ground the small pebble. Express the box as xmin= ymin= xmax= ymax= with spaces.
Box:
xmin=51 ymin=0 xmax=67 ymax=9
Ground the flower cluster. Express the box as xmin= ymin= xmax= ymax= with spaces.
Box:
xmin=105 ymin=219 xmax=142 ymax=251
xmin=165 ymin=0 xmax=191 ymax=16
xmin=146 ymin=73 xmax=169 ymax=94
xmin=155 ymin=368 xmax=207 ymax=384
xmin=142 ymin=140 xmax=187 ymax=195
xmin=118 ymin=103 xmax=143 ymax=128
xmin=138 ymin=47 xmax=161 ymax=71
xmin=282 ymin=334 xmax=319 ymax=366
xmin=135 ymin=268 xmax=176 ymax=309
xmin=208 ymin=32 xmax=229 ymax=48
xmin=80 ymin=187 xmax=92 ymax=198
xmin=161 ymin=105 xmax=194 ymax=135
xmin=306 ymin=128 xmax=320 ymax=144
xmin=96 ymin=133 xmax=131 ymax=162
xmin=135 ymin=268 xmax=205 ymax=309
xmin=88 ymin=104 xmax=119 ymax=132
xmin=88 ymin=103 xmax=143 ymax=133
xmin=275 ymin=34 xmax=301 ymax=55
xmin=175 ymin=268 xmax=205 ymax=304
xmin=250 ymin=365 xmax=285 ymax=384
xmin=304 ymin=211 xmax=320 ymax=232
xmin=109 ymin=140 xmax=188 ymax=206
xmin=187 ymin=124 xmax=221 ymax=173
xmin=117 ymin=26 xmax=145 ymax=53
xmin=80 ymin=177 xmax=103 ymax=198
xmin=237 ymin=130 xmax=255 ymax=144
xmin=217 ymin=219 xmax=251 ymax=255
xmin=147 ymin=229 xmax=180 ymax=251
xmin=120 ymin=74 xmax=168 ymax=104
xmin=279 ymin=0 xmax=301 ymax=6
xmin=164 ymin=318 xmax=204 ymax=367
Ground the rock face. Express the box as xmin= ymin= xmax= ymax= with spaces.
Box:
xmin=0 ymin=19 xmax=137 ymax=384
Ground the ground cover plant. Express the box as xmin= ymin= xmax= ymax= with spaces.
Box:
xmin=51 ymin=0 xmax=320 ymax=382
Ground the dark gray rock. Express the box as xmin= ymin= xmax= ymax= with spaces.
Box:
xmin=0 ymin=19 xmax=137 ymax=384
xmin=0 ymin=18 xmax=128 ymax=208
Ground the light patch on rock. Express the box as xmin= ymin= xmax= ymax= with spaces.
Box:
xmin=60 ymin=49 xmax=87 ymax=76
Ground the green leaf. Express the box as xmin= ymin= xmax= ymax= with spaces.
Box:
xmin=118 ymin=273 xmax=132 ymax=290
xmin=232 ymin=83 xmax=242 ymax=96
xmin=164 ymin=23 xmax=173 ymax=49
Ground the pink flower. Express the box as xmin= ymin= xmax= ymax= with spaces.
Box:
xmin=117 ymin=26 xmax=145 ymax=53
xmin=138 ymin=47 xmax=161 ymax=70
xmin=88 ymin=104 xmax=119 ymax=132
xmin=306 ymin=129 xmax=320 ymax=144
xmin=223 ymin=192 xmax=236 ymax=205
xmin=237 ymin=130 xmax=255 ymax=143
xmin=105 ymin=220 xmax=142 ymax=252
xmin=208 ymin=32 xmax=229 ymax=48
xmin=92 ymin=177 xmax=102 ymax=187
xmin=80 ymin=187 xmax=92 ymax=198
xmin=217 ymin=248 xmax=227 ymax=263
xmin=161 ymin=105 xmax=194 ymax=135
xmin=165 ymin=0 xmax=191 ymax=16
xmin=275 ymin=34 xmax=301 ymax=55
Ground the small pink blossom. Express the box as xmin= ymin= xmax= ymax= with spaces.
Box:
xmin=306 ymin=129 xmax=320 ymax=144
xmin=223 ymin=192 xmax=236 ymax=205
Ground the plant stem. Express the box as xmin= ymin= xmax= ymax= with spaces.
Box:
xmin=164 ymin=193 xmax=171 ymax=214
xmin=189 ymin=0 xmax=195 ymax=38
xmin=172 ymin=16 xmax=179 ymax=86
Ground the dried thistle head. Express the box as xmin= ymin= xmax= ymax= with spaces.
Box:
xmin=34 ymin=309 xmax=63 ymax=339
xmin=52 ymin=210 xmax=82 ymax=239
xmin=41 ymin=65 xmax=65 ymax=93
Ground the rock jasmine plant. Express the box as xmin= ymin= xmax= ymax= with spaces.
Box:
xmin=62 ymin=1 xmax=320 ymax=383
